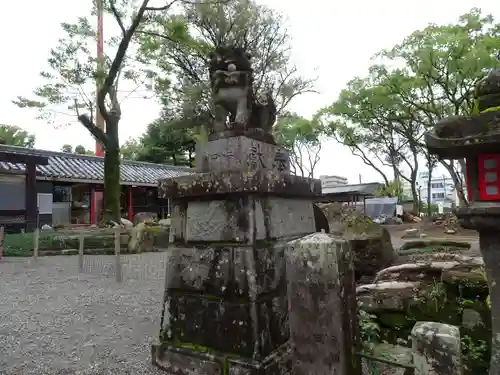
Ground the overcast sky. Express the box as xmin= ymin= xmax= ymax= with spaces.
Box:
xmin=1 ymin=0 xmax=497 ymax=183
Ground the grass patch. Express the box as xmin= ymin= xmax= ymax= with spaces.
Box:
xmin=398 ymin=240 xmax=471 ymax=254
xmin=3 ymin=231 xmax=129 ymax=257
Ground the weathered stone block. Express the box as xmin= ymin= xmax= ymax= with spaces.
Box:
xmin=159 ymin=243 xmax=289 ymax=368
xmin=261 ymin=198 xmax=315 ymax=239
xmin=157 ymin=293 xmax=289 ymax=367
xmin=164 ymin=294 xmax=255 ymax=357
xmin=185 ymin=199 xmax=248 ymax=242
xmin=151 ymin=344 xmax=223 ymax=374
xmin=227 ymin=346 xmax=292 ymax=374
xmin=286 ymin=233 xmax=360 ymax=375
xmin=163 ymin=245 xmax=287 ymax=298
xmin=171 ymin=196 xmax=316 ymax=244
xmin=195 ymin=136 xmax=289 ymax=174
xmin=411 ymin=321 xmax=462 ymax=375
xmin=158 ymin=170 xmax=321 ymax=199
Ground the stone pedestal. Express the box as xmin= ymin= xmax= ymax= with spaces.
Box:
xmin=152 ymin=135 xmax=321 ymax=375
xmin=196 ymin=134 xmax=290 ymax=174
xmin=457 ymin=202 xmax=500 ymax=375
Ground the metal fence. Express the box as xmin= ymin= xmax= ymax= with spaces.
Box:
xmin=78 ymin=228 xmax=123 ymax=282
xmin=77 ymin=227 xmax=169 ymax=283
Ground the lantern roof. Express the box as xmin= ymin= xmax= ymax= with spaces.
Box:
xmin=425 ymin=111 xmax=500 ymax=159
xmin=425 ymin=67 xmax=500 ymax=159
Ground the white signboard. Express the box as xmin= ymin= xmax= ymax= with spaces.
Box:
xmin=37 ymin=193 xmax=53 ymax=215
xmin=395 ymin=205 xmax=403 ymax=216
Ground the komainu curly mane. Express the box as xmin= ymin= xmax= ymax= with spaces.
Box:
xmin=208 ymin=46 xmax=277 ymax=134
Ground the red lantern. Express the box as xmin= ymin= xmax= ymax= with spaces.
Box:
xmin=477 ymin=154 xmax=500 ymax=200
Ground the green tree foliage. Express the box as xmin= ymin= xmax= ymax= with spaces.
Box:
xmin=0 ymin=125 xmax=36 ymax=148
xmin=61 ymin=144 xmax=73 ymax=153
xmin=12 ymin=0 xmax=178 ymax=221
xmin=13 ymin=2 xmax=151 ymax=127
xmin=273 ymin=114 xmax=323 ymax=178
xmin=75 ymin=145 xmax=95 ymax=155
xmin=137 ymin=0 xmax=316 ymax=138
xmin=317 ymin=74 xmax=417 ymax=187
xmin=128 ymin=116 xmax=196 ymax=166
xmin=375 ymin=180 xmax=405 ymax=199
xmin=120 ymin=138 xmax=143 ymax=160
xmin=318 ymin=8 xmax=500 ymax=208
xmin=61 ymin=144 xmax=95 ymax=155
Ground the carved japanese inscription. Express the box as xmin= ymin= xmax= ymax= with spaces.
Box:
xmin=195 ymin=136 xmax=290 ymax=174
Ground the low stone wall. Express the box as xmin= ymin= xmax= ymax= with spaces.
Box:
xmin=357 ymin=253 xmax=490 ymax=374
xmin=361 ymin=322 xmax=463 ymax=375
xmin=286 ymin=232 xmax=465 ymax=375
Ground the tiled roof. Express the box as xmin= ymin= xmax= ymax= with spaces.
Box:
xmin=0 ymin=145 xmax=192 ymax=186
xmin=321 ymin=182 xmax=382 ymax=196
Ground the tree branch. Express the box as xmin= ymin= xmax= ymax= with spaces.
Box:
xmin=98 ymin=0 xmax=151 ymax=126
xmin=109 ymin=0 xmax=126 ymax=36
xmin=145 ymin=0 xmax=177 ymax=11
xmin=78 ymin=114 xmax=109 ymax=147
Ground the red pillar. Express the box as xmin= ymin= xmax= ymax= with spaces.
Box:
xmin=128 ymin=186 xmax=133 ymax=221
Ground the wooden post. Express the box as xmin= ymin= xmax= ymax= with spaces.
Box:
xmin=0 ymin=226 xmax=4 ymax=260
xmin=25 ymin=162 xmax=37 ymax=232
xmin=114 ymin=227 xmax=122 ymax=282
xmin=78 ymin=233 xmax=84 ymax=272
xmin=33 ymin=228 xmax=39 ymax=259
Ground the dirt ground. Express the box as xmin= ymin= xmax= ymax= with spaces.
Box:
xmin=384 ymin=223 xmax=480 ymax=258
xmin=385 ymin=222 xmax=478 ymax=239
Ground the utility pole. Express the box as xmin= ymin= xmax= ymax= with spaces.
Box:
xmin=95 ymin=0 xmax=105 ymax=157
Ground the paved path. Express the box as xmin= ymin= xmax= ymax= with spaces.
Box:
xmin=0 ymin=254 xmax=170 ymax=375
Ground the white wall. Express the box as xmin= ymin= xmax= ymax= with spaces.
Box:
xmin=320 ymin=174 xmax=348 ymax=189
xmin=416 ymin=171 xmax=457 ymax=207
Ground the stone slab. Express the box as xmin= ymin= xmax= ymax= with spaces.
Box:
xmin=151 ymin=344 xmax=223 ymax=374
xmin=207 ymin=128 xmax=277 ymax=145
xmin=227 ymin=345 xmax=292 ymax=374
xmin=185 ymin=199 xmax=248 ymax=242
xmin=196 ymin=135 xmax=289 ymax=174
xmin=159 ymin=170 xmax=321 ymax=199
xmin=170 ymin=197 xmax=316 ymax=243
xmin=163 ymin=245 xmax=287 ymax=298
xmin=262 ymin=198 xmax=315 ymax=239
xmin=151 ymin=342 xmax=292 ymax=375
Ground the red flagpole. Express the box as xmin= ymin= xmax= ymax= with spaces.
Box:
xmin=95 ymin=0 xmax=105 ymax=157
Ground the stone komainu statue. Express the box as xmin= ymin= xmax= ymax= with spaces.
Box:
xmin=208 ymin=46 xmax=277 ymax=133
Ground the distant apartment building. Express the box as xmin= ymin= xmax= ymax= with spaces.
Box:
xmin=415 ymin=170 xmax=457 ymax=208
xmin=320 ymin=175 xmax=348 ymax=190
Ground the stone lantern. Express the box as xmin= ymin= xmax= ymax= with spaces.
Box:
xmin=425 ymin=68 xmax=500 ymax=374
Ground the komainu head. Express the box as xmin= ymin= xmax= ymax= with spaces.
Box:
xmin=208 ymin=46 xmax=252 ymax=74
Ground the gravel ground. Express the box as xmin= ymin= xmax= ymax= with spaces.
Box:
xmin=1 ymin=239 xmax=473 ymax=375
xmin=0 ymin=253 xmax=170 ymax=375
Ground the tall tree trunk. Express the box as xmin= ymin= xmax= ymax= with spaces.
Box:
xmin=103 ymin=118 xmax=121 ymax=223
xmin=440 ymin=159 xmax=468 ymax=207
xmin=411 ymin=185 xmax=419 ymax=214
xmin=427 ymin=164 xmax=433 ymax=217
xmin=392 ymin=166 xmax=402 ymax=202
